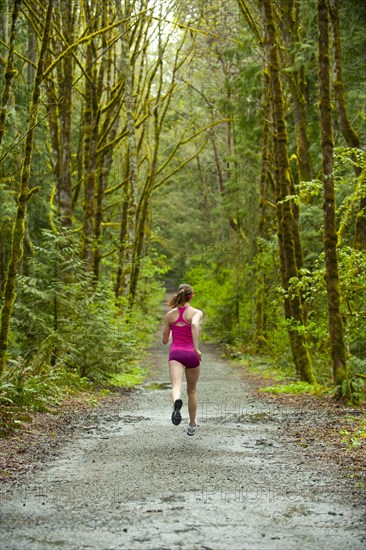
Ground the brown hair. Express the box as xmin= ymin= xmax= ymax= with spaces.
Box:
xmin=167 ymin=284 xmax=194 ymax=308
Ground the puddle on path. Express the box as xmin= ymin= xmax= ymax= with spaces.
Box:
xmin=142 ymin=382 xmax=171 ymax=391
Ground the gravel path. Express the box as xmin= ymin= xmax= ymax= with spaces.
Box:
xmin=0 ymin=332 xmax=365 ymax=549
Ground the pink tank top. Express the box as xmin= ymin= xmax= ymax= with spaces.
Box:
xmin=170 ymin=306 xmax=194 ymax=352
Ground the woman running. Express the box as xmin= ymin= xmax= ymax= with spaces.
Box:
xmin=162 ymin=284 xmax=203 ymax=436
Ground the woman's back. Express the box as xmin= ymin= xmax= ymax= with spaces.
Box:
xmin=167 ymin=305 xmax=200 ymax=326
xmin=170 ymin=306 xmax=194 ymax=352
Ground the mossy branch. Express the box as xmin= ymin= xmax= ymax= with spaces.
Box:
xmin=237 ymin=0 xmax=262 ymax=42
xmin=154 ymin=138 xmax=208 ymax=191
xmin=43 ymin=10 xmax=148 ymax=79
xmin=0 ymin=38 xmax=37 ymax=68
xmin=27 ymin=186 xmax=41 ymax=200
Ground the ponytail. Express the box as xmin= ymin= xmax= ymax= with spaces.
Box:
xmin=167 ymin=284 xmax=194 ymax=308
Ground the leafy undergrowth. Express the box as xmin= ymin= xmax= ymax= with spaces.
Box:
xmin=0 ymin=364 xmax=148 ymax=438
xmin=109 ymin=366 xmax=148 ymax=388
xmin=340 ymin=417 xmax=366 ymax=449
xmin=228 ymin=353 xmax=297 ymax=382
xmin=232 ymin=353 xmax=366 ymax=403
xmin=0 ymin=366 xmax=89 ymax=438
xmin=259 ymin=381 xmax=324 ymax=395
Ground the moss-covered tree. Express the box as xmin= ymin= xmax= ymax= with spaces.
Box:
xmin=328 ymin=0 xmax=365 ymax=251
xmin=0 ymin=0 xmax=21 ymax=149
xmin=317 ymin=0 xmax=348 ymax=389
xmin=0 ymin=0 xmax=54 ymax=375
xmin=263 ymin=0 xmax=315 ymax=383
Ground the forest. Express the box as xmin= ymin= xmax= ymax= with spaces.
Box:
xmin=0 ymin=0 xmax=365 ymax=433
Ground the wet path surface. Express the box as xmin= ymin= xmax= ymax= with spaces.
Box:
xmin=0 ymin=336 xmax=365 ymax=549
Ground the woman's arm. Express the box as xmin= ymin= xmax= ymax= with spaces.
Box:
xmin=191 ymin=310 xmax=203 ymax=357
xmin=162 ymin=315 xmax=171 ymax=345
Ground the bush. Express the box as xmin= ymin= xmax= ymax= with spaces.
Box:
xmin=0 ymin=230 xmax=166 ymax=434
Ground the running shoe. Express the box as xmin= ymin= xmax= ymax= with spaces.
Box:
xmin=171 ymin=399 xmax=183 ymax=425
xmin=187 ymin=420 xmax=198 ymax=436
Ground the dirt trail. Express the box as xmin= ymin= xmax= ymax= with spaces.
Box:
xmin=0 ymin=331 xmax=365 ymax=549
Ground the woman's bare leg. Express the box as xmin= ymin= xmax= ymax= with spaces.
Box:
xmin=185 ymin=366 xmax=200 ymax=426
xmin=169 ymin=360 xmax=184 ymax=403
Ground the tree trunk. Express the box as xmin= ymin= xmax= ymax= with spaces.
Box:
xmin=80 ymin=41 xmax=97 ymax=270
xmin=92 ymin=11 xmax=120 ymax=281
xmin=0 ymin=0 xmax=54 ymax=376
xmin=114 ymin=0 xmax=138 ymax=298
xmin=280 ymin=0 xmax=312 ymax=183
xmin=0 ymin=0 xmax=9 ymax=44
xmin=128 ymin=105 xmax=160 ymax=307
xmin=317 ymin=0 xmax=348 ymax=389
xmin=354 ymin=198 xmax=366 ymax=251
xmin=329 ymin=0 xmax=360 ymax=150
xmin=93 ymin=129 xmax=117 ymax=281
xmin=263 ymin=0 xmax=315 ymax=383
xmin=46 ymin=77 xmax=62 ymax=228
xmin=57 ymin=0 xmax=74 ymax=229
xmin=211 ymin=129 xmax=225 ymax=194
xmin=254 ymin=71 xmax=271 ymax=349
xmin=115 ymin=177 xmax=130 ymax=299
xmin=328 ymin=0 xmax=365 ymax=250
xmin=196 ymin=153 xmax=213 ymax=230
xmin=128 ymin=193 xmax=149 ymax=307
xmin=27 ymin=19 xmax=36 ymax=86
xmin=0 ymin=0 xmax=21 ymax=150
